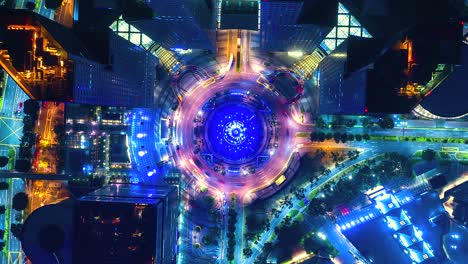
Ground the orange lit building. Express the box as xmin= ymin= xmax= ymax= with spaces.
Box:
xmin=0 ymin=9 xmax=158 ymax=107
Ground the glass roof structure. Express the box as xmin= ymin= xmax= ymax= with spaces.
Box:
xmin=110 ymin=16 xmax=180 ymax=72
xmin=110 ymin=16 xmax=154 ymax=50
xmin=320 ymin=3 xmax=372 ymax=53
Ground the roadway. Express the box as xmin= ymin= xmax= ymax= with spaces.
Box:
xmin=0 ymin=61 xmax=31 ymax=264
xmin=15 ymin=0 xmax=55 ymax=19
xmin=166 ymin=26 xmax=468 ymax=264
xmin=234 ymin=196 xmax=244 ymax=263
xmin=297 ymin=119 xmax=468 ymax=139
xmin=244 ymin=138 xmax=468 ymax=263
xmin=173 ymin=71 xmax=295 ymax=197
xmin=0 ymin=76 xmax=28 ymax=154
xmin=0 ymin=180 xmax=8 ymax=264
xmin=33 ymin=102 xmax=64 ymax=174
xmin=243 ymin=147 xmax=382 ymax=263
xmin=1 ymin=178 xmax=26 ymax=264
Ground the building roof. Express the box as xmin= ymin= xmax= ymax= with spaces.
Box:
xmin=385 ymin=209 xmax=411 ymax=231
xmin=413 ymin=161 xmax=438 ymax=176
xmin=396 ymin=225 xmax=423 ymax=247
xmin=302 ymin=256 xmax=334 ymax=264
xmin=74 ymin=196 xmax=159 ymax=264
xmin=375 ymin=193 xmax=401 ymax=214
xmin=446 ymin=182 xmax=468 ymax=204
xmin=420 ymin=43 xmax=468 ymax=118
xmin=0 ymin=8 xmax=114 ymax=63
xmin=340 ymin=0 xmax=462 ymax=39
xmin=407 ymin=241 xmax=435 ymax=263
xmin=32 ymin=11 xmax=92 ymax=58
xmin=428 ymin=174 xmax=447 ymax=189
xmin=21 ymin=201 xmax=74 ymax=264
xmin=81 ymin=183 xmax=177 ymax=201
xmin=297 ymin=0 xmax=337 ymax=27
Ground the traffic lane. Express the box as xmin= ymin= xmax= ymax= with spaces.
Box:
xmin=246 ymin=138 xmax=466 ymax=262
xmin=318 ymin=219 xmax=357 ymax=264
xmin=245 ymin=150 xmax=379 ymax=263
xmin=0 ymin=118 xmax=23 ymax=145
xmin=311 ymin=126 xmax=468 ymax=139
xmin=175 ymin=73 xmax=297 ymax=194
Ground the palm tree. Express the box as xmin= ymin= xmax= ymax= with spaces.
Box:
xmin=0 ymin=156 xmax=8 ymax=167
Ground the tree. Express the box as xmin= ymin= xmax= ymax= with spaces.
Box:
xmin=363 ymin=133 xmax=370 ymax=140
xmin=1 ymin=0 xmax=16 ymax=9
xmin=15 ymin=159 xmax=31 ymax=173
xmin=317 ymin=132 xmax=326 ymax=142
xmin=243 ymin=247 xmax=253 ymax=258
xmin=277 ymin=222 xmax=304 ymax=261
xmin=204 ymin=196 xmax=215 ymax=208
xmin=344 ymin=119 xmax=357 ymax=128
xmin=340 ymin=133 xmax=348 ymax=143
xmin=315 ymin=117 xmax=328 ymax=129
xmin=0 ymin=182 xmax=9 ymax=190
xmin=25 ymin=1 xmax=36 ymax=10
xmin=202 ymin=235 xmax=212 ymax=245
xmin=12 ymin=192 xmax=28 ymax=211
xmin=378 ymin=116 xmax=395 ymax=129
xmin=0 ymin=156 xmax=8 ymax=167
xmin=333 ymin=132 xmax=341 ymax=143
xmin=422 ymin=149 xmax=436 ymax=161
xmin=355 ymin=134 xmax=362 ymax=141
xmin=45 ymin=0 xmax=62 ymax=9
xmin=331 ymin=116 xmax=344 ymax=130
xmin=303 ymin=235 xmax=339 ymax=258
xmin=308 ymin=198 xmax=326 ymax=216
xmin=53 ymin=123 xmax=66 ymax=138
xmin=23 ymin=99 xmax=40 ymax=116
xmin=11 ymin=224 xmax=23 ymax=239
xmin=310 ymin=132 xmax=318 ymax=142
xmin=362 ymin=118 xmax=374 ymax=129
xmin=22 ymin=115 xmax=35 ymax=132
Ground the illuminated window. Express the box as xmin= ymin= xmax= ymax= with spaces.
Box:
xmin=109 ymin=16 xmax=181 ymax=72
xmin=110 ymin=16 xmax=154 ymax=49
xmin=320 ymin=3 xmax=372 ymax=53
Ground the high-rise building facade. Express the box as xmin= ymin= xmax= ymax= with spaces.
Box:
xmin=318 ymin=21 xmax=463 ymax=114
xmin=259 ymin=0 xmax=335 ymax=53
xmin=21 ymin=184 xmax=179 ymax=264
xmin=220 ymin=0 xmax=259 ymax=30
xmin=71 ymin=33 xmax=157 ymax=107
xmin=129 ymin=0 xmax=216 ymax=51
xmin=75 ymin=184 xmax=179 ymax=264
xmin=0 ymin=9 xmax=158 ymax=108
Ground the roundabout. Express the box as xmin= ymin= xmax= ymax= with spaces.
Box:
xmin=202 ymin=91 xmax=269 ymax=165
xmin=173 ymin=72 xmax=301 ymax=195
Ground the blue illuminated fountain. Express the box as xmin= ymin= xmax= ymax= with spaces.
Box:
xmin=203 ymin=91 xmax=269 ymax=165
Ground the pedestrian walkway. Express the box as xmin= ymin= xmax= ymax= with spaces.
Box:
xmin=337 ymin=206 xmax=381 ymax=232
